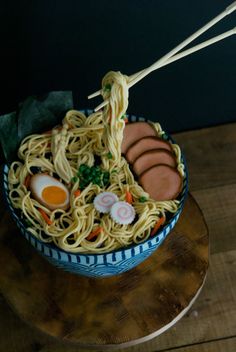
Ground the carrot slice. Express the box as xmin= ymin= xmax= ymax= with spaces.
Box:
xmin=74 ymin=190 xmax=81 ymax=197
xmin=38 ymin=208 xmax=53 ymax=225
xmin=125 ymin=191 xmax=133 ymax=204
xmin=150 ymin=216 xmax=165 ymax=236
xmin=86 ymin=227 xmax=103 ymax=241
xmin=24 ymin=175 xmax=31 ymax=189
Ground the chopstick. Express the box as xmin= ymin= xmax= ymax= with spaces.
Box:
xmin=88 ymin=1 xmax=236 ymax=111
xmin=91 ymin=27 xmax=236 ymax=110
xmin=129 ymin=28 xmax=236 ymax=82
xmin=93 ymin=27 xmax=236 ymax=111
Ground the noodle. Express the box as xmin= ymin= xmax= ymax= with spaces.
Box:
xmin=8 ymin=71 xmax=184 ymax=253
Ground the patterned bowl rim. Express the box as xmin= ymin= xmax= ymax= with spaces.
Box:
xmin=2 ymin=111 xmax=188 ymax=259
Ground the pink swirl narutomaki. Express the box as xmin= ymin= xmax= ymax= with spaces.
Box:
xmin=94 ymin=192 xmax=119 ymax=213
xmin=110 ymin=201 xmax=135 ymax=225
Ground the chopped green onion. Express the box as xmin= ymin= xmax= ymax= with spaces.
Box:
xmin=162 ymin=133 xmax=168 ymax=140
xmin=107 ymin=152 xmax=112 ymax=159
xmin=79 ymin=164 xmax=87 ymax=172
xmin=139 ymin=196 xmax=147 ymax=203
xmin=71 ymin=176 xmax=78 ymax=183
xmin=91 ymin=168 xmax=96 ymax=177
xmin=77 ymin=164 xmax=112 ymax=188
xmin=84 ymin=169 xmax=91 ymax=176
xmin=80 ymin=181 xmax=87 ymax=189
xmin=104 ymin=83 xmax=112 ymax=92
xmin=94 ymin=177 xmax=101 ymax=184
xmin=88 ymin=174 xmax=93 ymax=181
xmin=25 ymin=219 xmax=32 ymax=227
xmin=103 ymin=171 xmax=110 ymax=178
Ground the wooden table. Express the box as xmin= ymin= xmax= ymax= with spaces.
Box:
xmin=0 ymin=122 xmax=236 ymax=351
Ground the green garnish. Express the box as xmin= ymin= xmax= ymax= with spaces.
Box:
xmin=94 ymin=176 xmax=101 ymax=184
xmin=139 ymin=196 xmax=147 ymax=203
xmin=91 ymin=168 xmax=96 ymax=176
xmin=121 ymin=114 xmax=127 ymax=120
xmin=111 ymin=169 xmax=117 ymax=174
xmin=80 ymin=182 xmax=87 ymax=190
xmin=103 ymin=171 xmax=110 ymax=179
xmin=71 ymin=176 xmax=78 ymax=183
xmin=25 ymin=219 xmax=32 ymax=227
xmin=162 ymin=133 xmax=168 ymax=140
xmin=104 ymin=83 xmax=112 ymax=92
xmin=87 ymin=174 xmax=93 ymax=182
xmin=77 ymin=164 xmax=110 ymax=189
xmin=79 ymin=164 xmax=87 ymax=172
xmin=84 ymin=169 xmax=91 ymax=176
xmin=107 ymin=152 xmax=112 ymax=159
xmin=102 ymin=171 xmax=110 ymax=186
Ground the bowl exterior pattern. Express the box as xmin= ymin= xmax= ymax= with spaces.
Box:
xmin=3 ymin=113 xmax=188 ymax=278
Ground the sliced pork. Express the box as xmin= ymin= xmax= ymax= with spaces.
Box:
xmin=126 ymin=136 xmax=172 ymax=164
xmin=139 ymin=164 xmax=182 ymax=201
xmin=121 ymin=122 xmax=156 ymax=154
xmin=133 ymin=149 xmax=176 ymax=176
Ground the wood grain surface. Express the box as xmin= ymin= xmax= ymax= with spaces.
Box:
xmin=173 ymin=122 xmax=236 ymax=191
xmin=0 ymin=192 xmax=208 ymax=349
xmin=1 ymin=122 xmax=236 ymax=352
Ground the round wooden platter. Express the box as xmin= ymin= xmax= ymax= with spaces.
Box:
xmin=0 ymin=193 xmax=208 ymax=349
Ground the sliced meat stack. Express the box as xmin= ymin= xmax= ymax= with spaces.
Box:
xmin=126 ymin=136 xmax=172 ymax=164
xmin=133 ymin=149 xmax=176 ymax=176
xmin=121 ymin=122 xmax=157 ymax=154
xmin=123 ymin=122 xmax=183 ymax=201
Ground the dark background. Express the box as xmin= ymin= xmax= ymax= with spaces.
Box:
xmin=1 ymin=0 xmax=236 ymax=133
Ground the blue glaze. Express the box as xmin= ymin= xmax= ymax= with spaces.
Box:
xmin=2 ymin=113 xmax=188 ymax=278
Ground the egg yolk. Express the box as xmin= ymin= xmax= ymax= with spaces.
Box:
xmin=42 ymin=186 xmax=67 ymax=205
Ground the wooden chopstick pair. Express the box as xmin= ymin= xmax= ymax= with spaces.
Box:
xmin=88 ymin=1 xmax=236 ymax=112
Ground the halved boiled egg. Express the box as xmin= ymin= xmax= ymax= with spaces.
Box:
xmin=30 ymin=174 xmax=70 ymax=210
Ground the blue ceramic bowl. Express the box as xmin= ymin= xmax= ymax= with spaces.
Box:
xmin=3 ymin=112 xmax=188 ymax=278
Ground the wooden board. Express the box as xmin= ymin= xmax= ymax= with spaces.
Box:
xmin=1 ymin=249 xmax=235 ymax=352
xmin=173 ymin=122 xmax=236 ymax=191
xmin=192 ymin=184 xmax=236 ymax=254
xmin=158 ymin=337 xmax=236 ymax=352
xmin=0 ymin=194 xmax=209 ymax=349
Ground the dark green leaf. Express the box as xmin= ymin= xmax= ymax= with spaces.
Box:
xmin=0 ymin=111 xmax=18 ymax=164
xmin=18 ymin=91 xmax=73 ymax=139
xmin=0 ymin=91 xmax=73 ymax=164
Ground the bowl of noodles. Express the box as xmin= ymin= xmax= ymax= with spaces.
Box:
xmin=3 ymin=72 xmax=188 ymax=278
